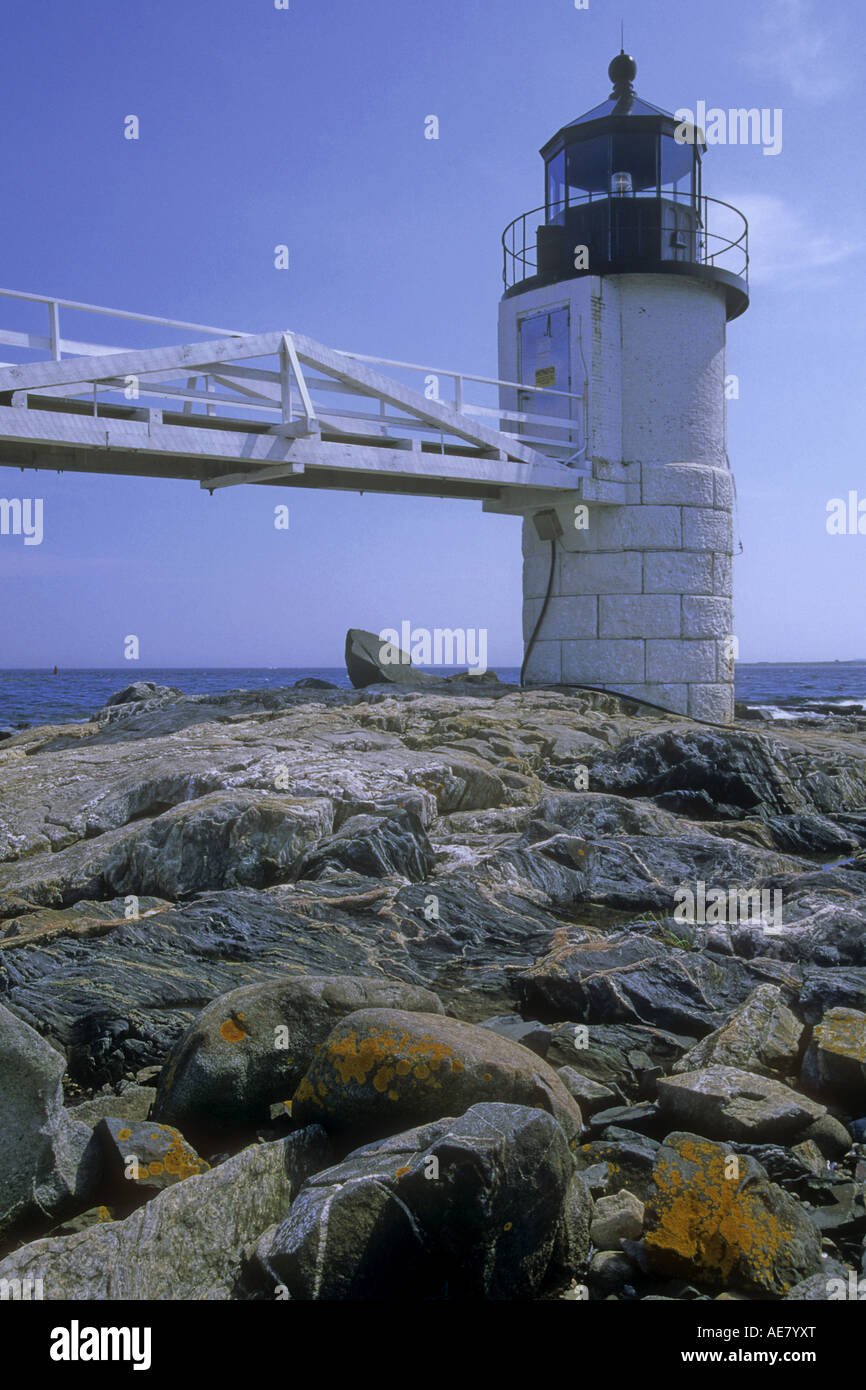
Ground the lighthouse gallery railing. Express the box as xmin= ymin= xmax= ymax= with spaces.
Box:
xmin=503 ymin=192 xmax=749 ymax=292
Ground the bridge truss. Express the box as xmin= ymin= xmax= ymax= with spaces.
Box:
xmin=0 ymin=289 xmax=590 ymax=510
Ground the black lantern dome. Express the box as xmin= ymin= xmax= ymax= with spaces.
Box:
xmin=502 ymin=54 xmax=749 ymax=320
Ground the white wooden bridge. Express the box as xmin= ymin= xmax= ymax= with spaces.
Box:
xmin=0 ymin=289 xmax=592 ymax=515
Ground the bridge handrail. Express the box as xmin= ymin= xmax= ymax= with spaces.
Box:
xmin=0 ymin=288 xmax=586 ymax=462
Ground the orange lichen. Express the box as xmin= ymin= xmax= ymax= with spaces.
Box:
xmin=644 ymin=1136 xmax=802 ymax=1294
xmin=815 ymin=1012 xmax=866 ymax=1063
xmin=117 ymin=1128 xmax=131 ymax=1142
xmin=220 ymin=1013 xmax=247 ymax=1043
xmin=322 ymin=1025 xmax=458 ymax=1087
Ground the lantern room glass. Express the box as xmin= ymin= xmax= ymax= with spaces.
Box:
xmin=545 ymin=130 xmax=699 ymax=211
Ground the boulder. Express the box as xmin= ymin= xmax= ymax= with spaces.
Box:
xmin=590 ymin=1101 xmax=662 ymax=1138
xmin=291 ymin=1008 xmax=582 ymax=1145
xmin=672 ymin=985 xmax=804 ymax=1080
xmin=800 ymin=1008 xmax=866 ymax=1107
xmin=728 ymin=884 xmax=866 ymax=968
xmin=556 ymin=1067 xmax=618 ymax=1117
xmin=798 ymin=968 xmax=866 ymax=1025
xmin=549 ymin=1171 xmax=595 ymax=1280
xmin=590 ymin=1190 xmax=645 ymax=1249
xmin=250 ymin=1103 xmax=573 ymax=1300
xmin=152 ymin=975 xmax=444 ymax=1144
xmin=588 ymin=1249 xmax=637 ymax=1293
xmin=92 ymin=1117 xmax=208 ymax=1208
xmin=798 ymin=1112 xmax=852 ymax=1159
xmin=345 ymin=628 xmax=445 ymax=689
xmin=0 ymin=1127 xmax=329 ymax=1299
xmin=0 ymin=1003 xmax=100 ymax=1244
xmin=656 ymin=1067 xmax=825 ymax=1144
xmin=641 ymin=1131 xmax=823 ymax=1295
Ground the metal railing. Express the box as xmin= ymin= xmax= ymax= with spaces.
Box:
xmin=503 ymin=192 xmax=749 ymax=291
xmin=0 ymin=288 xmax=586 ymax=463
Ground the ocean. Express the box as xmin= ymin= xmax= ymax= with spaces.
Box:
xmin=1 ymin=663 xmax=865 ymax=730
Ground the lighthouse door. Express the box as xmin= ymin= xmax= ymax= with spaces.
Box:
xmin=517 ymin=306 xmax=572 ymax=448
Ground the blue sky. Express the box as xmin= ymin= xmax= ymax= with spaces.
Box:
xmin=0 ymin=0 xmax=863 ymax=667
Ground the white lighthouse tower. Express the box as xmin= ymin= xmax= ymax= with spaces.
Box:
xmin=496 ymin=52 xmax=749 ymax=723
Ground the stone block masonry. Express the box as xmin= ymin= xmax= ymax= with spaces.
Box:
xmin=522 ymin=457 xmax=736 ymax=723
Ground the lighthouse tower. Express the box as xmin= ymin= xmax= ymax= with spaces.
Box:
xmin=497 ymin=53 xmax=749 ymax=723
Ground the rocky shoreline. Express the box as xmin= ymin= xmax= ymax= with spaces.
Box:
xmin=2 ymin=667 xmax=866 ymax=1300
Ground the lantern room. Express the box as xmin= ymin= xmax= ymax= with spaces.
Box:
xmin=502 ymin=52 xmax=749 ymax=321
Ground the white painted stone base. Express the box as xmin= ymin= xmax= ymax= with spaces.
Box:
xmin=522 ymin=461 xmax=735 ymax=724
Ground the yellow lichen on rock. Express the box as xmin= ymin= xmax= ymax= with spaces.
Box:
xmin=643 ymin=1133 xmax=820 ymax=1295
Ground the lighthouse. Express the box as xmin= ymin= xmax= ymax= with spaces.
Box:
xmin=497 ymin=52 xmax=749 ymax=723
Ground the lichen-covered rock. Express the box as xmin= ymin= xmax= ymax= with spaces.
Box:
xmin=0 ymin=1003 xmax=100 ymax=1244
xmin=641 ymin=1131 xmax=823 ymax=1295
xmin=250 ymin=1103 xmax=573 ymax=1300
xmin=291 ymin=1008 xmax=582 ymax=1145
xmin=656 ymin=1067 xmax=825 ymax=1143
xmin=152 ymin=974 xmax=444 ymax=1143
xmin=672 ymin=985 xmax=803 ymax=1081
xmin=92 ymin=1117 xmax=208 ymax=1207
xmin=0 ymin=1127 xmax=329 ymax=1299
xmin=800 ymin=1008 xmax=866 ymax=1107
